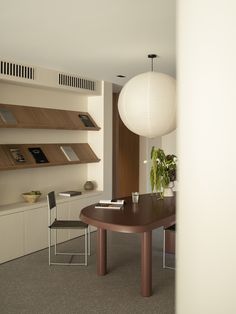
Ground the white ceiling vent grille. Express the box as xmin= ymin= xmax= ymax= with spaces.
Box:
xmin=0 ymin=59 xmax=100 ymax=95
xmin=0 ymin=60 xmax=35 ymax=80
xmin=58 ymin=73 xmax=96 ymax=91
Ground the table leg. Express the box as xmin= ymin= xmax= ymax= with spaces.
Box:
xmin=97 ymin=228 xmax=107 ymax=275
xmin=141 ymin=230 xmax=152 ymax=297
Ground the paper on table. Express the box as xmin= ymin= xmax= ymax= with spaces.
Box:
xmin=99 ymin=199 xmax=124 ymax=205
xmin=95 ymin=202 xmax=123 ymax=210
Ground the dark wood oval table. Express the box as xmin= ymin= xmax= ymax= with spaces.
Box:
xmin=80 ymin=193 xmax=176 ymax=297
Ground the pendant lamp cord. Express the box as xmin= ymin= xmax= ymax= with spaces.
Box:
xmin=148 ymin=54 xmax=158 ymax=72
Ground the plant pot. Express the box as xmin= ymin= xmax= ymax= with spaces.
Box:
xmin=163 ymin=182 xmax=174 ymax=197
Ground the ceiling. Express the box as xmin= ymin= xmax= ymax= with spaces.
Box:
xmin=0 ymin=0 xmax=176 ymax=87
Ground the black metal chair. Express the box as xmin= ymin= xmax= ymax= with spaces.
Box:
xmin=163 ymin=224 xmax=176 ymax=270
xmin=47 ymin=191 xmax=89 ymax=266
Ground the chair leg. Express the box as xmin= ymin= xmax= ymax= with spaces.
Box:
xmin=88 ymin=225 xmax=91 ymax=256
xmin=48 ymin=228 xmax=51 ymax=266
xmin=48 ymin=227 xmax=89 ymax=266
xmin=163 ymin=228 xmax=175 ymax=270
xmin=163 ymin=228 xmax=166 ymax=268
xmin=85 ymin=228 xmax=88 ymax=266
xmin=55 ymin=229 xmax=57 ymax=255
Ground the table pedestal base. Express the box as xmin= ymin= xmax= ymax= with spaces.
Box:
xmin=97 ymin=228 xmax=107 ymax=275
xmin=96 ymin=228 xmax=152 ymax=297
xmin=141 ymin=231 xmax=152 ymax=297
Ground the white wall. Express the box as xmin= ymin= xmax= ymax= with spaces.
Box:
xmin=0 ymin=81 xmax=112 ymax=205
xmin=139 ymin=136 xmax=150 ymax=193
xmin=88 ymin=81 xmax=113 ymax=200
xmin=102 ymin=82 xmax=113 ymax=199
xmin=177 ymin=1 xmax=236 ymax=313
xmin=162 ymin=130 xmax=176 ymax=155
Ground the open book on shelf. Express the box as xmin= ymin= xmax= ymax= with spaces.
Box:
xmin=60 ymin=145 xmax=79 ymax=161
xmin=95 ymin=200 xmax=124 ymax=210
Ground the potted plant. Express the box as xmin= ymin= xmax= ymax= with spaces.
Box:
xmin=150 ymin=147 xmax=177 ymax=198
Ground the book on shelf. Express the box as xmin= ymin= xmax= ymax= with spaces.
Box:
xmin=58 ymin=191 xmax=82 ymax=197
xmin=95 ymin=200 xmax=124 ymax=210
xmin=78 ymin=114 xmax=95 ymax=128
xmin=60 ymin=145 xmax=80 ymax=161
xmin=0 ymin=108 xmax=17 ymax=124
xmin=28 ymin=147 xmax=49 ymax=163
xmin=9 ymin=147 xmax=26 ymax=163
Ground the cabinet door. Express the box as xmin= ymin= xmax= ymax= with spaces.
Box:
xmin=24 ymin=206 xmax=48 ymax=255
xmin=0 ymin=212 xmax=24 ymax=264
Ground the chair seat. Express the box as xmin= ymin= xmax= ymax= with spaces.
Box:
xmin=47 ymin=191 xmax=89 ymax=266
xmin=50 ymin=219 xmax=88 ymax=229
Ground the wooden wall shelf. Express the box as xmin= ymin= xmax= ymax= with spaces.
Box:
xmin=0 ymin=103 xmax=100 ymax=130
xmin=0 ymin=143 xmax=100 ymax=171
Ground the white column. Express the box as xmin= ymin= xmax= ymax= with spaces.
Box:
xmin=88 ymin=81 xmax=113 ymax=199
xmin=177 ymin=1 xmax=236 ymax=314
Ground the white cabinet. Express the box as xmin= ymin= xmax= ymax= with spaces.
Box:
xmin=0 ymin=212 xmax=24 ymax=264
xmin=24 ymin=206 xmax=48 ymax=255
xmin=0 ymin=191 xmax=102 ymax=264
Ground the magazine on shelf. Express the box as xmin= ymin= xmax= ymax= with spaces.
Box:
xmin=0 ymin=108 xmax=17 ymax=124
xmin=60 ymin=145 xmax=80 ymax=161
xmin=28 ymin=147 xmax=49 ymax=163
xmin=9 ymin=148 xmax=26 ymax=163
xmin=95 ymin=199 xmax=125 ymax=210
xmin=79 ymin=114 xmax=95 ymax=128
xmin=58 ymin=191 xmax=82 ymax=197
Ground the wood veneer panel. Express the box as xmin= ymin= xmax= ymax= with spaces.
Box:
xmin=0 ymin=104 xmax=100 ymax=130
xmin=41 ymin=144 xmax=67 ymax=163
xmin=0 ymin=143 xmax=100 ymax=171
xmin=0 ymin=146 xmax=13 ymax=169
xmin=10 ymin=106 xmax=34 ymax=126
xmin=0 ymin=116 xmax=5 ymax=126
xmin=1 ymin=145 xmax=34 ymax=170
xmin=66 ymin=111 xmax=84 ymax=129
xmin=72 ymin=144 xmax=100 ymax=162
xmin=48 ymin=109 xmax=71 ymax=129
xmin=28 ymin=107 xmax=52 ymax=128
xmin=112 ymin=93 xmax=139 ymax=198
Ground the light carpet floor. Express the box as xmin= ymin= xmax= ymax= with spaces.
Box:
xmin=0 ymin=230 xmax=175 ymax=314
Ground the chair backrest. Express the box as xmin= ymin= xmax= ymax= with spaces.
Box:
xmin=47 ymin=191 xmax=57 ymax=226
xmin=47 ymin=191 xmax=56 ymax=210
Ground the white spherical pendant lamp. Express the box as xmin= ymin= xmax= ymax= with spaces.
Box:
xmin=118 ymin=55 xmax=176 ymax=138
